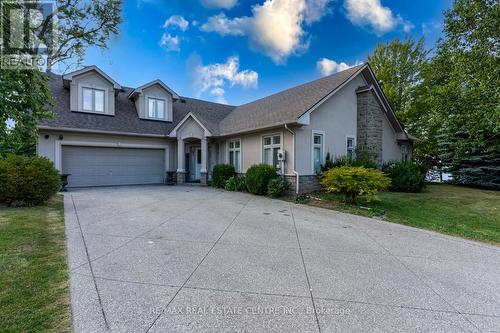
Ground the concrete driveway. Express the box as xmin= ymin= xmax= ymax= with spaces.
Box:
xmin=65 ymin=185 xmax=500 ymax=333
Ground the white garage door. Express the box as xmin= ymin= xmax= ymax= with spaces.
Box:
xmin=62 ymin=146 xmax=165 ymax=187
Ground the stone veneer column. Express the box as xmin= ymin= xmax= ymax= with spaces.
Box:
xmin=200 ymin=138 xmax=208 ymax=185
xmin=356 ymin=87 xmax=383 ymax=165
xmin=176 ymin=138 xmax=186 ymax=183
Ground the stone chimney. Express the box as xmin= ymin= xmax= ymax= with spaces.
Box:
xmin=356 ymin=86 xmax=383 ymax=165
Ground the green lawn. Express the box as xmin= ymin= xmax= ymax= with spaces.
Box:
xmin=0 ymin=196 xmax=70 ymax=332
xmin=305 ymin=184 xmax=500 ymax=244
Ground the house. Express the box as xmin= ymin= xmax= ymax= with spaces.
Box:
xmin=37 ymin=63 xmax=414 ymax=193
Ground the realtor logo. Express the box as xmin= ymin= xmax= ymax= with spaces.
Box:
xmin=1 ymin=0 xmax=56 ymax=69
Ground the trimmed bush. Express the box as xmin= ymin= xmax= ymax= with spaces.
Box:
xmin=383 ymin=161 xmax=427 ymax=192
xmin=320 ymin=166 xmax=391 ymax=202
xmin=0 ymin=155 xmax=60 ymax=206
xmin=224 ymin=175 xmax=246 ymax=192
xmin=328 ymin=155 xmax=378 ymax=170
xmin=224 ymin=176 xmax=237 ymax=191
xmin=245 ymin=164 xmax=278 ymax=195
xmin=267 ymin=178 xmax=289 ymax=198
xmin=212 ymin=164 xmax=235 ymax=188
xmin=235 ymin=175 xmax=247 ymax=192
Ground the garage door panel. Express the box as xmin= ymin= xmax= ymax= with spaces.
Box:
xmin=62 ymin=146 xmax=165 ymax=187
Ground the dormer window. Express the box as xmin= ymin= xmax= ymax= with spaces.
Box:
xmin=82 ymin=87 xmax=105 ymax=113
xmin=147 ymin=97 xmax=165 ymax=119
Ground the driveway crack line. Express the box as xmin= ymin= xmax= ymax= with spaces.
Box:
xmin=353 ymin=224 xmax=484 ymax=333
xmin=145 ymin=197 xmax=253 ymax=332
xmin=71 ymin=195 xmax=110 ymax=330
xmin=289 ymin=204 xmax=322 ymax=333
xmin=70 ymin=192 xmax=226 ymax=273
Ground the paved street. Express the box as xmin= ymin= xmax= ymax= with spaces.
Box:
xmin=65 ymin=185 xmax=500 ymax=332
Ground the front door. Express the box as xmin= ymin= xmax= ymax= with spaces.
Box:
xmin=194 ymin=148 xmax=202 ymax=181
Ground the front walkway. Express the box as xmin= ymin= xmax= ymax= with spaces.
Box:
xmin=64 ymin=186 xmax=500 ymax=332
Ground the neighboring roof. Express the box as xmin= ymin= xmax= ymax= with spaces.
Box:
xmin=218 ymin=64 xmax=365 ymax=135
xmin=62 ymin=65 xmax=122 ymax=90
xmin=128 ymin=79 xmax=180 ymax=100
xmin=40 ymin=73 xmax=234 ymax=136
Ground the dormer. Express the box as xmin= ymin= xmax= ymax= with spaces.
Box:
xmin=128 ymin=80 xmax=179 ymax=122
xmin=63 ymin=66 xmax=121 ymax=116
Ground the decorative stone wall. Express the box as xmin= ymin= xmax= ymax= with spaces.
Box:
xmin=200 ymin=172 xmax=208 ymax=185
xmin=285 ymin=175 xmax=321 ymax=195
xmin=176 ymin=172 xmax=186 ymax=184
xmin=356 ymin=88 xmax=383 ymax=165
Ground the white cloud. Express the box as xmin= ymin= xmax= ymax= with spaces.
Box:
xmin=201 ymin=0 xmax=333 ymax=64
xmin=316 ymin=58 xmax=356 ymax=76
xmin=344 ymin=0 xmax=411 ymax=35
xmin=163 ymin=15 xmax=189 ymax=31
xmin=159 ymin=33 xmax=180 ymax=51
xmin=201 ymin=0 xmax=238 ymax=9
xmin=201 ymin=13 xmax=250 ymax=36
xmin=192 ymin=56 xmax=258 ymax=104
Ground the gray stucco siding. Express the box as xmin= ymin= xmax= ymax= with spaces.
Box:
xmin=295 ymin=75 xmax=366 ymax=175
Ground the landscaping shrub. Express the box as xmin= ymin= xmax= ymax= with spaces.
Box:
xmin=245 ymin=164 xmax=278 ymax=195
xmin=0 ymin=155 xmax=60 ymax=206
xmin=235 ymin=175 xmax=247 ymax=192
xmin=212 ymin=164 xmax=235 ymax=188
xmin=267 ymin=178 xmax=289 ymax=198
xmin=320 ymin=166 xmax=391 ymax=202
xmin=323 ymin=155 xmax=378 ymax=171
xmin=321 ymin=152 xmax=335 ymax=172
xmin=224 ymin=176 xmax=237 ymax=191
xmin=383 ymin=161 xmax=427 ymax=192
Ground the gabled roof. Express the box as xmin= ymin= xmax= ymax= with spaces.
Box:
xmin=128 ymin=79 xmax=180 ymax=100
xmin=40 ymin=73 xmax=234 ymax=136
xmin=218 ymin=64 xmax=365 ymax=135
xmin=62 ymin=65 xmax=122 ymax=90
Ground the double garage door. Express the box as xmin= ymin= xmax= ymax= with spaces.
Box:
xmin=62 ymin=146 xmax=165 ymax=187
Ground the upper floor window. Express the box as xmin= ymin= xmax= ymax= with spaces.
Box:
xmin=228 ymin=139 xmax=241 ymax=172
xmin=148 ymin=97 xmax=165 ymax=119
xmin=263 ymin=135 xmax=281 ymax=169
xmin=313 ymin=133 xmax=324 ymax=174
xmin=82 ymin=87 xmax=105 ymax=113
xmin=346 ymin=137 xmax=355 ymax=159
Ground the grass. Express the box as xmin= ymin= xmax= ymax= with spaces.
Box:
xmin=301 ymin=184 xmax=500 ymax=245
xmin=0 ymin=196 xmax=70 ymax=332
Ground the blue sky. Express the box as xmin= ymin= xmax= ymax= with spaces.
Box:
xmin=65 ymin=0 xmax=452 ymax=106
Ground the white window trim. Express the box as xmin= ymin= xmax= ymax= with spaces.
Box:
xmin=261 ymin=132 xmax=283 ymax=166
xmin=346 ymin=135 xmax=356 ymax=157
xmin=79 ymin=84 xmax=108 ymax=114
xmin=227 ymin=138 xmax=242 ymax=173
xmin=146 ymin=96 xmax=167 ymax=120
xmin=311 ymin=130 xmax=325 ymax=174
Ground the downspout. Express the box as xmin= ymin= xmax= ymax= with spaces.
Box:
xmin=284 ymin=124 xmax=299 ymax=194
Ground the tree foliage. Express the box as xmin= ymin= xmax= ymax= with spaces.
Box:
xmin=40 ymin=0 xmax=123 ymax=70
xmin=367 ymin=37 xmax=429 ymax=134
xmin=424 ymin=0 xmax=500 ymax=188
xmin=0 ymin=70 xmax=53 ymax=157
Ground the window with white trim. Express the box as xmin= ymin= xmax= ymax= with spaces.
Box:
xmin=82 ymin=87 xmax=105 ymax=112
xmin=147 ymin=97 xmax=166 ymax=119
xmin=313 ymin=133 xmax=323 ymax=174
xmin=262 ymin=135 xmax=281 ymax=169
xmin=401 ymin=144 xmax=409 ymax=161
xmin=228 ymin=139 xmax=241 ymax=172
xmin=346 ymin=137 xmax=355 ymax=159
